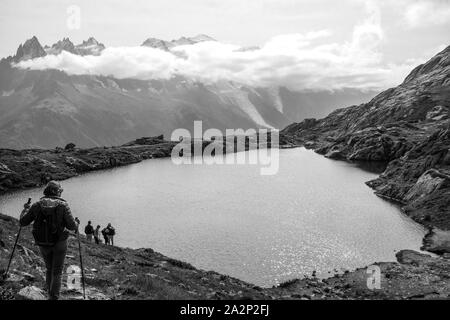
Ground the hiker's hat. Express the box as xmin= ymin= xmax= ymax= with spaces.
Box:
xmin=44 ymin=180 xmax=63 ymax=196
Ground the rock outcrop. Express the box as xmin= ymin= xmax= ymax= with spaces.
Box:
xmin=422 ymin=229 xmax=450 ymax=255
xmin=17 ymin=286 xmax=46 ymax=300
xmin=281 ymin=45 xmax=450 ymax=254
xmin=74 ymin=37 xmax=105 ymax=56
xmin=13 ymin=36 xmax=46 ymax=62
xmin=0 ymin=132 xmax=281 ymax=193
xmin=45 ymin=37 xmax=77 ymax=55
xmin=0 ymin=136 xmax=177 ymax=193
xmin=13 ymin=36 xmax=106 ymax=60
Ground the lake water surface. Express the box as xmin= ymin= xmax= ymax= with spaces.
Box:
xmin=0 ymin=148 xmax=426 ymax=287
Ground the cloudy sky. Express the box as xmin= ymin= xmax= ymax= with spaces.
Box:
xmin=1 ymin=0 xmax=449 ymax=91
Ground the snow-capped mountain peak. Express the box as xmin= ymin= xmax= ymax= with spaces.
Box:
xmin=141 ymin=34 xmax=216 ymax=51
xmin=45 ymin=37 xmax=76 ymax=55
xmin=75 ymin=37 xmax=105 ymax=56
xmin=141 ymin=37 xmax=170 ymax=51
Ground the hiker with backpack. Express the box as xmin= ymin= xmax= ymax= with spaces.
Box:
xmin=101 ymin=226 xmax=109 ymax=245
xmin=106 ymin=223 xmax=116 ymax=246
xmin=94 ymin=225 xmax=101 ymax=244
xmin=19 ymin=181 xmax=78 ymax=300
xmin=84 ymin=221 xmax=94 ymax=242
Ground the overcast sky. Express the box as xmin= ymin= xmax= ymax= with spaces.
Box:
xmin=1 ymin=0 xmax=448 ymax=59
xmin=1 ymin=0 xmax=449 ymax=90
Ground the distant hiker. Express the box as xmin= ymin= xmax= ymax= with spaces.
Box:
xmin=19 ymin=181 xmax=78 ymax=300
xmin=84 ymin=221 xmax=94 ymax=242
xmin=101 ymin=227 xmax=109 ymax=245
xmin=106 ymin=223 xmax=116 ymax=246
xmin=94 ymin=225 xmax=101 ymax=244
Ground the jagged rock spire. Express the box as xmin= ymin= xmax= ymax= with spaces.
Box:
xmin=14 ymin=36 xmax=46 ymax=62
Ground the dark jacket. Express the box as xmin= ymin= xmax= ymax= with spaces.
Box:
xmin=85 ymin=224 xmax=94 ymax=235
xmin=101 ymin=228 xmax=109 ymax=237
xmin=20 ymin=196 xmax=77 ymax=244
xmin=106 ymin=226 xmax=116 ymax=236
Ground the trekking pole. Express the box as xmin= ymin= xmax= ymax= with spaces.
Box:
xmin=2 ymin=226 xmax=22 ymax=280
xmin=2 ymin=198 xmax=31 ymax=280
xmin=74 ymin=217 xmax=86 ymax=299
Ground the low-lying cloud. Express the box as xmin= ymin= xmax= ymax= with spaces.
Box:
xmin=15 ymin=11 xmax=419 ymax=91
xmin=403 ymin=0 xmax=450 ymax=28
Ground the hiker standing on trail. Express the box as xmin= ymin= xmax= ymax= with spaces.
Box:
xmin=19 ymin=181 xmax=78 ymax=300
xmin=106 ymin=223 xmax=116 ymax=246
xmin=94 ymin=225 xmax=101 ymax=244
xmin=101 ymin=226 xmax=109 ymax=245
xmin=84 ymin=221 xmax=94 ymax=242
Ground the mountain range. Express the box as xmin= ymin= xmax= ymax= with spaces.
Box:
xmin=0 ymin=35 xmax=377 ymax=149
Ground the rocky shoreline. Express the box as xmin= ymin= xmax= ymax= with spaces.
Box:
xmin=1 ymin=133 xmax=450 ymax=300
xmin=1 ymin=134 xmax=450 ymax=299
xmin=281 ymin=45 xmax=450 ymax=256
xmin=0 ymin=133 xmax=287 ymax=194
xmin=275 ymin=45 xmax=450 ymax=299
xmin=1 ymin=132 xmax=450 ymax=299
xmin=281 ymin=121 xmax=450 ymax=255
xmin=2 ymin=211 xmax=450 ymax=300
xmin=0 ymin=135 xmax=177 ymax=193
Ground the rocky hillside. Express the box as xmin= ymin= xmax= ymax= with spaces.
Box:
xmin=2 ymin=211 xmax=450 ymax=300
xmin=0 ymin=213 xmax=275 ymax=300
xmin=281 ymin=45 xmax=450 ymax=254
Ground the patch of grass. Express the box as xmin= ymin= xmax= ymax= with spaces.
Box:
xmin=85 ymin=277 xmax=113 ymax=288
xmin=124 ymin=274 xmax=193 ymax=300
xmin=165 ymin=258 xmax=196 ymax=270
xmin=278 ymin=278 xmax=300 ymax=288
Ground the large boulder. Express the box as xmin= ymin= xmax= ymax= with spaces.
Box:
xmin=422 ymin=228 xmax=450 ymax=254
xmin=395 ymin=250 xmax=434 ymax=266
xmin=324 ymin=147 xmax=345 ymax=160
xmin=404 ymin=169 xmax=449 ymax=203
xmin=426 ymin=105 xmax=449 ymax=121
xmin=17 ymin=286 xmax=46 ymax=300
xmin=64 ymin=156 xmax=94 ymax=172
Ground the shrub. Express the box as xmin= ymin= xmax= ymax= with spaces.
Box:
xmin=65 ymin=143 xmax=76 ymax=151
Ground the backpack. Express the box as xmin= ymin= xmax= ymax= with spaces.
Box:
xmin=85 ymin=225 xmax=94 ymax=235
xmin=32 ymin=204 xmax=62 ymax=247
xmin=107 ymin=227 xmax=116 ymax=236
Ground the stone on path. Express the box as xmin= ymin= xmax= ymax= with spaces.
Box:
xmin=18 ymin=286 xmax=46 ymax=300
